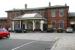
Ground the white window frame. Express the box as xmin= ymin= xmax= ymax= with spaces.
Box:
xmin=59 ymin=9 xmax=64 ymax=17
xmin=59 ymin=20 xmax=64 ymax=28
xmin=51 ymin=9 xmax=56 ymax=17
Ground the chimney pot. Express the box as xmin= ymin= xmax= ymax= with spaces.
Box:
xmin=25 ymin=4 xmax=27 ymax=9
xmin=65 ymin=3 xmax=67 ymax=6
xmin=49 ymin=2 xmax=51 ymax=7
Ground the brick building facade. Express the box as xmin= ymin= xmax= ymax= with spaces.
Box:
xmin=0 ymin=17 xmax=8 ymax=29
xmin=47 ymin=5 xmax=69 ymax=29
xmin=5 ymin=3 xmax=69 ymax=31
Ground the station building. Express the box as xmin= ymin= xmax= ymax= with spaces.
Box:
xmin=4 ymin=3 xmax=75 ymax=31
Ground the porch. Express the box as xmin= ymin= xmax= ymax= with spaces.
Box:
xmin=11 ymin=13 xmax=47 ymax=32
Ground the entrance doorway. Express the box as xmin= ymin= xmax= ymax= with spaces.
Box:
xmin=43 ymin=24 xmax=47 ymax=31
xmin=21 ymin=24 xmax=25 ymax=30
xmin=34 ymin=21 xmax=41 ymax=31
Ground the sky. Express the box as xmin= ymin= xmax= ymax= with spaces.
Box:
xmin=0 ymin=0 xmax=75 ymax=17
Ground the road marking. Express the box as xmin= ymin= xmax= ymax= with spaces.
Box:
xmin=11 ymin=41 xmax=36 ymax=50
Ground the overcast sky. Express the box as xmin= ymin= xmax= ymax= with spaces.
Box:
xmin=0 ymin=0 xmax=75 ymax=17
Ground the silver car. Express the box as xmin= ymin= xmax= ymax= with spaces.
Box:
xmin=65 ymin=27 xmax=73 ymax=33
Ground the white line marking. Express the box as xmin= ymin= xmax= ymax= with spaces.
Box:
xmin=11 ymin=41 xmax=36 ymax=50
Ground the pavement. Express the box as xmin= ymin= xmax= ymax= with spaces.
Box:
xmin=10 ymin=32 xmax=75 ymax=41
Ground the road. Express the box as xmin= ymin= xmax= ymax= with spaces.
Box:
xmin=0 ymin=38 xmax=55 ymax=50
xmin=1 ymin=32 xmax=74 ymax=50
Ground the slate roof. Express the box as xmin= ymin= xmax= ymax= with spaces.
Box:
xmin=13 ymin=13 xmax=45 ymax=20
xmin=6 ymin=5 xmax=69 ymax=12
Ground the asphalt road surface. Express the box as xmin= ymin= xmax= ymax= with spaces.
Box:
xmin=0 ymin=38 xmax=55 ymax=50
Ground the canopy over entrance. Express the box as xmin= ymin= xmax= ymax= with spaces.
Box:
xmin=13 ymin=13 xmax=45 ymax=20
xmin=12 ymin=13 xmax=47 ymax=32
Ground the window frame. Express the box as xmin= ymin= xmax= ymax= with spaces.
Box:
xmin=59 ymin=9 xmax=64 ymax=17
xmin=59 ymin=20 xmax=64 ymax=28
xmin=51 ymin=20 xmax=56 ymax=28
xmin=51 ymin=9 xmax=56 ymax=17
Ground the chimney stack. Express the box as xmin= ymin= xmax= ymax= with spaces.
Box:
xmin=65 ymin=3 xmax=67 ymax=6
xmin=25 ymin=4 xmax=27 ymax=9
xmin=49 ymin=2 xmax=51 ymax=7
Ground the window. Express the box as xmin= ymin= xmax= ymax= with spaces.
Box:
xmin=51 ymin=9 xmax=56 ymax=17
xmin=59 ymin=9 xmax=64 ymax=17
xmin=16 ymin=12 xmax=20 ymax=16
xmin=59 ymin=20 xmax=64 ymax=28
xmin=51 ymin=21 xmax=56 ymax=28
xmin=14 ymin=21 xmax=20 ymax=29
xmin=27 ymin=21 xmax=33 ymax=30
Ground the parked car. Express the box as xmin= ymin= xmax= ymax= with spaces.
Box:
xmin=34 ymin=29 xmax=41 ymax=31
xmin=57 ymin=28 xmax=64 ymax=33
xmin=47 ymin=28 xmax=54 ymax=32
xmin=0 ymin=28 xmax=10 ymax=39
xmin=8 ymin=27 xmax=13 ymax=32
xmin=14 ymin=28 xmax=27 ymax=33
xmin=65 ymin=27 xmax=74 ymax=33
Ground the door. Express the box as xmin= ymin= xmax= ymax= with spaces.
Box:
xmin=22 ymin=24 xmax=25 ymax=29
xmin=35 ymin=21 xmax=40 ymax=31
xmin=43 ymin=24 xmax=47 ymax=31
